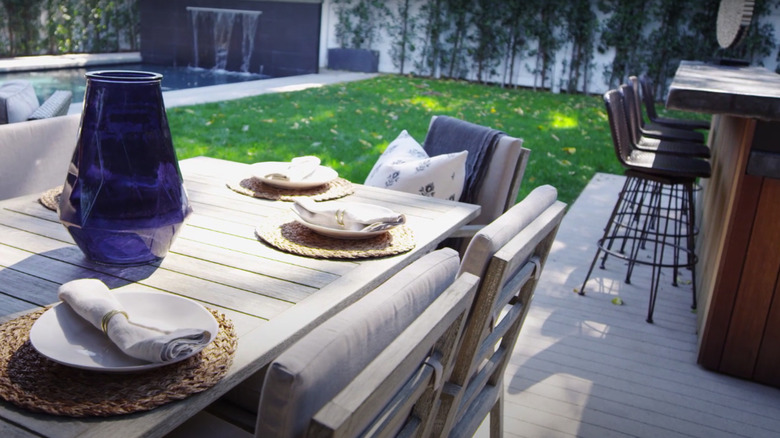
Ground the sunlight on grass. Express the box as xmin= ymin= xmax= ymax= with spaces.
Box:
xmin=168 ymin=75 xmax=633 ymax=206
xmin=409 ymin=96 xmax=447 ymax=112
xmin=550 ymin=112 xmax=578 ymax=129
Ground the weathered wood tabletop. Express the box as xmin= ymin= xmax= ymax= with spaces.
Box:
xmin=0 ymin=156 xmax=480 ymax=438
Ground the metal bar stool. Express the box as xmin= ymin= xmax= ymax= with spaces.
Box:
xmin=579 ymin=89 xmax=711 ymax=323
xmin=625 ymin=76 xmax=707 ymax=144
xmin=638 ymin=75 xmax=711 ymax=131
xmin=622 ymin=82 xmax=710 ymax=158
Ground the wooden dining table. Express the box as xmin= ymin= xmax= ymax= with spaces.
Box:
xmin=0 ymin=156 xmax=480 ymax=438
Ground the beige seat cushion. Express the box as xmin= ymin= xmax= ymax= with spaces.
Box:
xmin=459 ymin=184 xmax=558 ymax=279
xmin=255 ymin=248 xmax=460 ymax=438
xmin=0 ymin=80 xmax=40 ymax=124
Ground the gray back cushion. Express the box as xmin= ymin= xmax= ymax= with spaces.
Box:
xmin=459 ymin=185 xmax=558 ymax=279
xmin=0 ymin=80 xmax=40 ymax=124
xmin=473 ymin=134 xmax=525 ymax=224
xmin=256 ymin=248 xmax=461 ymax=438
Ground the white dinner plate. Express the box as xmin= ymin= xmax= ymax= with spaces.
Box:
xmin=250 ymin=162 xmax=338 ymax=189
xmin=29 ymin=290 xmax=219 ymax=373
xmin=290 ymin=210 xmax=396 ymax=240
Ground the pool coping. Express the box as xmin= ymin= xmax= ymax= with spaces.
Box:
xmin=0 ymin=52 xmax=142 ymax=73
xmin=0 ymin=52 xmax=378 ymax=113
xmin=68 ymin=69 xmax=379 ymax=113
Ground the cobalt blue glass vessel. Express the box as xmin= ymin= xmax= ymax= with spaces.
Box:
xmin=59 ymin=71 xmax=192 ymax=265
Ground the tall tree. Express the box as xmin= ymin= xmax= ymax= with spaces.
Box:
xmin=527 ymin=0 xmax=565 ymax=89
xmin=500 ymin=0 xmax=529 ymax=88
xmin=2 ymin=0 xmax=44 ymax=55
xmin=416 ymin=0 xmax=446 ymax=77
xmin=598 ymin=0 xmax=649 ymax=89
xmin=442 ymin=0 xmax=470 ymax=79
xmin=387 ymin=0 xmax=419 ymax=74
xmin=469 ymin=0 xmax=507 ymax=83
xmin=562 ymin=0 xmax=598 ymax=93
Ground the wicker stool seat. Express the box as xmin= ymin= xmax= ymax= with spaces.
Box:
xmin=579 ymin=89 xmax=711 ymax=323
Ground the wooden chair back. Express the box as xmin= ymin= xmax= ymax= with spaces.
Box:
xmin=435 ymin=186 xmax=567 ymax=438
xmin=307 ymin=272 xmax=479 ymax=438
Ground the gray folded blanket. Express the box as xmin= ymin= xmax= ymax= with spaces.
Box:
xmin=422 ymin=116 xmax=504 ymax=204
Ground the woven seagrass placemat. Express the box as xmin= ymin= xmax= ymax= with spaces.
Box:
xmin=0 ymin=308 xmax=236 ymax=417
xmin=39 ymin=186 xmax=62 ymax=211
xmin=227 ymin=177 xmax=355 ymax=201
xmin=255 ymin=215 xmax=415 ymax=259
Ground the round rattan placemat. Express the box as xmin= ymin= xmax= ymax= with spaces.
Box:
xmin=0 ymin=307 xmax=236 ymax=417
xmin=227 ymin=177 xmax=355 ymax=202
xmin=255 ymin=215 xmax=415 ymax=259
xmin=39 ymin=186 xmax=62 ymax=211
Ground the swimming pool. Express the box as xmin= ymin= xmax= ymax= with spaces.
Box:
xmin=0 ymin=64 xmax=271 ymax=103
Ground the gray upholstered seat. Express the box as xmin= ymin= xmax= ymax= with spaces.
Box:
xmin=434 ymin=185 xmax=567 ymax=438
xmin=168 ymin=248 xmax=479 ymax=438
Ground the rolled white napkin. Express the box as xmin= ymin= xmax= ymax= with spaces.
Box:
xmin=57 ymin=279 xmax=212 ymax=363
xmin=265 ymin=156 xmax=321 ymax=181
xmin=293 ymin=198 xmax=405 ymax=231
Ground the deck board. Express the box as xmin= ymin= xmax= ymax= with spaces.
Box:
xmin=502 ymin=173 xmax=780 ymax=438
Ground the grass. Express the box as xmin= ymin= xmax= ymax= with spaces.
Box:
xmin=167 ymin=74 xmax=689 ymax=206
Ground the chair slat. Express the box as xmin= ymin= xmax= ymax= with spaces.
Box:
xmin=435 ymin=187 xmax=567 ymax=438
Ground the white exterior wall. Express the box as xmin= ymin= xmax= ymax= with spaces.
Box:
xmin=318 ymin=0 xmax=780 ymax=95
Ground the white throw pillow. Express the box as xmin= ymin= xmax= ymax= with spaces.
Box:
xmin=365 ymin=130 xmax=467 ymax=201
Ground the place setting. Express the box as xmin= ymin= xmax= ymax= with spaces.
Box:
xmin=255 ymin=197 xmax=415 ymax=259
xmin=227 ymin=155 xmax=355 ymax=201
xmin=0 ymin=279 xmax=237 ymax=417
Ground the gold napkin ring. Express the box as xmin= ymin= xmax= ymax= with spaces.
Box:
xmin=335 ymin=209 xmax=346 ymax=228
xmin=101 ymin=310 xmax=128 ymax=334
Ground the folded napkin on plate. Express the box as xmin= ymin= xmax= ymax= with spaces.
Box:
xmin=57 ymin=279 xmax=211 ymax=363
xmin=265 ymin=156 xmax=321 ymax=181
xmin=293 ymin=198 xmax=405 ymax=231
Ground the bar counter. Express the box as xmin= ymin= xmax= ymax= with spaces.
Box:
xmin=667 ymin=61 xmax=780 ymax=387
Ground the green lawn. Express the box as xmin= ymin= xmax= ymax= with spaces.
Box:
xmin=167 ymin=74 xmax=657 ymax=206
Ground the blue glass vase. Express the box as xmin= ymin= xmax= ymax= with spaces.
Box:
xmin=59 ymin=71 xmax=192 ymax=265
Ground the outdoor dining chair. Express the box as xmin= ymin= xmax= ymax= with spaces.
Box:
xmin=422 ymin=115 xmax=531 ymax=249
xmin=638 ymin=75 xmax=711 ymax=131
xmin=168 ymin=248 xmax=478 ymax=438
xmin=433 ymin=184 xmax=567 ymax=438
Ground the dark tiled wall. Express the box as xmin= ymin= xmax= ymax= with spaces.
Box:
xmin=139 ymin=0 xmax=321 ymax=77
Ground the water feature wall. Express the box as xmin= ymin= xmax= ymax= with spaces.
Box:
xmin=187 ymin=7 xmax=263 ymax=72
xmin=139 ymin=0 xmax=321 ymax=77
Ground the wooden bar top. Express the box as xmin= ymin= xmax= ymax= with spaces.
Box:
xmin=667 ymin=61 xmax=780 ymax=121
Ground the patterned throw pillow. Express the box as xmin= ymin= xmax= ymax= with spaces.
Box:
xmin=365 ymin=130 xmax=467 ymax=201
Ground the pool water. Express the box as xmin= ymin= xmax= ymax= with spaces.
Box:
xmin=0 ymin=64 xmax=271 ymax=104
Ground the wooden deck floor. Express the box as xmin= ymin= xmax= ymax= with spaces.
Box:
xmin=501 ymin=173 xmax=780 ymax=437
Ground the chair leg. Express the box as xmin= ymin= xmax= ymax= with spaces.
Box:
xmin=489 ymin=395 xmax=503 ymax=438
xmin=580 ymin=176 xmax=634 ymax=295
xmin=646 ymin=185 xmax=670 ymax=324
xmin=685 ymin=182 xmax=698 ymax=310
